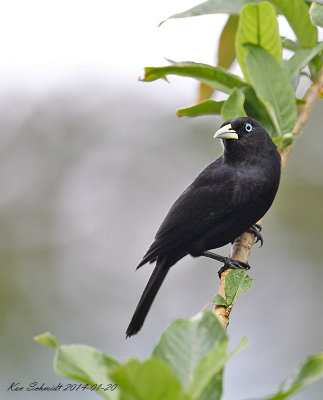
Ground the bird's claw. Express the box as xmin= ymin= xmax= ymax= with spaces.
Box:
xmin=217 ymin=258 xmax=250 ymax=278
xmin=247 ymin=223 xmax=263 ymax=247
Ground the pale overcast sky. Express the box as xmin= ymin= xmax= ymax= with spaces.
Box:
xmin=0 ymin=0 xmax=309 ymax=93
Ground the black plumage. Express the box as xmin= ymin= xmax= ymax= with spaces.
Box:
xmin=126 ymin=117 xmax=281 ymax=337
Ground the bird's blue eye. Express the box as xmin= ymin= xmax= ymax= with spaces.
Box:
xmin=244 ymin=123 xmax=253 ymax=132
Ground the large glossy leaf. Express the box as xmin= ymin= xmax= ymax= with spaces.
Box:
xmin=110 ymin=358 xmax=190 ymax=400
xmin=195 ymin=372 xmax=223 ymax=400
xmin=160 ymin=0 xmax=262 ymax=25
xmin=221 ymin=88 xmax=247 ymax=121
xmin=55 ymin=346 xmax=119 ymax=399
xmin=189 ymin=341 xmax=227 ymax=400
xmin=245 ymin=45 xmax=297 ymax=136
xmin=189 ymin=337 xmax=247 ymax=400
xmin=177 ymin=100 xmax=224 ymax=117
xmin=253 ymin=353 xmax=323 ymax=400
xmin=284 ymin=41 xmax=323 ymax=81
xmin=271 ymin=0 xmax=317 ymax=48
xmin=310 ymin=1 xmax=323 ymax=27
xmin=35 ymin=333 xmax=119 ymax=400
xmin=141 ymin=62 xmax=247 ymax=94
xmin=152 ymin=311 xmax=227 ymax=389
xmin=236 ymin=2 xmax=282 ymax=81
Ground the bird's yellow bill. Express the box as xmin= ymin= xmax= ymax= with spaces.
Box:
xmin=213 ymin=123 xmax=238 ymax=140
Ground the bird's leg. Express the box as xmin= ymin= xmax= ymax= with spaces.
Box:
xmin=202 ymin=250 xmax=250 ymax=278
xmin=247 ymin=223 xmax=263 ymax=246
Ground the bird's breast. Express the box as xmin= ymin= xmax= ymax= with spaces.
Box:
xmin=228 ymin=162 xmax=279 ymax=215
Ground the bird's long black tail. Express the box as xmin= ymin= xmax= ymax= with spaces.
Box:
xmin=126 ymin=256 xmax=170 ymax=337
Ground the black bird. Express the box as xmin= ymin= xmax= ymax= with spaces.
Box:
xmin=126 ymin=117 xmax=281 ymax=337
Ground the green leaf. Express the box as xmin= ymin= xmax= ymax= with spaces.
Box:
xmin=281 ymin=37 xmax=300 ymax=52
xmin=260 ymin=97 xmax=285 ymax=138
xmin=271 ymin=0 xmax=317 ymax=48
xmin=224 ymin=270 xmax=253 ymax=306
xmin=195 ymin=372 xmax=223 ymax=400
xmin=254 ymin=353 xmax=323 ymax=400
xmin=309 ymin=53 xmax=323 ymax=81
xmin=245 ymin=44 xmax=297 ymax=136
xmin=221 ymin=88 xmax=247 ymax=121
xmin=310 ymin=2 xmax=323 ymax=27
xmin=189 ymin=337 xmax=248 ymax=400
xmin=159 ymin=0 xmax=263 ymax=25
xmin=284 ymin=41 xmax=323 ymax=81
xmin=152 ymin=311 xmax=227 ymax=389
xmin=141 ymin=62 xmax=247 ymax=94
xmin=310 ymin=53 xmax=323 ymax=73
xmin=34 ymin=332 xmax=58 ymax=349
xmin=236 ymin=2 xmax=282 ymax=81
xmin=36 ymin=333 xmax=119 ymax=399
xmin=177 ymin=100 xmax=224 ymax=117
xmin=213 ymin=293 xmax=228 ymax=306
xmin=242 ymin=86 xmax=278 ymax=137
xmin=272 ymin=133 xmax=297 ymax=149
xmin=218 ymin=15 xmax=239 ymax=69
xmin=189 ymin=340 xmax=228 ymax=400
xmin=110 ymin=358 xmax=190 ymax=400
xmin=55 ymin=344 xmax=119 ymax=400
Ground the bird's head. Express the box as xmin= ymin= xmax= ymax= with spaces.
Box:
xmin=214 ymin=117 xmax=274 ymax=160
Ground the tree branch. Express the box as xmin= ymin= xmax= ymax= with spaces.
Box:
xmin=213 ymin=73 xmax=323 ymax=328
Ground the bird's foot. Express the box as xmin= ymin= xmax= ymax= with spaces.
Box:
xmin=247 ymin=223 xmax=263 ymax=247
xmin=217 ymin=257 xmax=250 ymax=278
xmin=202 ymin=251 xmax=250 ymax=278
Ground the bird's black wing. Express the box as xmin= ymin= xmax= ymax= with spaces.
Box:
xmin=138 ymin=158 xmax=235 ymax=267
